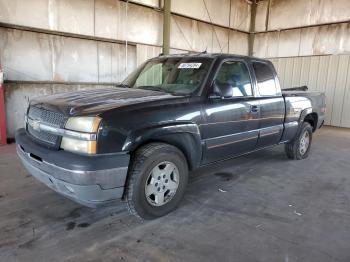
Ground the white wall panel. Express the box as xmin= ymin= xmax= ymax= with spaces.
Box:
xmin=277 ymin=30 xmax=300 ymax=57
xmin=0 ymin=0 xmax=50 ymax=29
xmin=171 ymin=0 xmax=250 ymax=32
xmin=95 ymin=0 xmax=124 ymax=40
xmin=124 ymin=3 xmax=162 ymax=46
xmin=324 ymin=56 xmax=339 ymax=124
xmin=170 ymin=15 xmax=247 ymax=54
xmin=299 ymin=27 xmax=318 ymax=56
xmin=332 ymin=56 xmax=349 ymax=126
xmin=0 ymin=0 xmax=163 ymax=46
xmin=98 ymin=42 xmax=136 ymax=82
xmin=255 ymin=0 xmax=268 ymax=32
xmin=0 ymin=0 xmax=250 ymax=49
xmin=299 ymin=56 xmax=311 ymax=87
xmin=291 ymin=58 xmax=302 ymax=88
xmin=52 ymin=36 xmax=98 ymax=82
xmin=229 ymin=0 xmax=251 ymax=32
xmin=270 ymin=55 xmax=350 ymax=128
xmin=307 ymin=56 xmax=320 ymax=92
xmin=283 ymin=57 xmax=294 ymax=89
xmin=0 ymin=27 xmax=136 ymax=83
xmin=171 ymin=0 xmax=230 ymax=29
xmin=130 ymin=0 xmax=159 ymax=8
xmin=56 ymin=0 xmax=95 ymax=35
xmin=228 ymin=30 xmax=249 ymax=55
xmin=316 ymin=56 xmax=329 ymax=92
xmin=254 ymin=23 xmax=350 ymax=58
xmin=255 ymin=0 xmax=350 ymax=32
xmin=0 ymin=28 xmax=52 ymax=81
xmin=341 ymin=63 xmax=350 ymax=128
xmin=136 ymin=44 xmax=162 ymax=66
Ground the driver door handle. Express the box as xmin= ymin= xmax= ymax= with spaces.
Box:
xmin=251 ymin=105 xmax=259 ymax=113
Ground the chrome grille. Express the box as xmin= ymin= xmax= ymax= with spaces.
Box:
xmin=28 ymin=106 xmax=66 ymax=127
xmin=27 ymin=106 xmax=67 ymax=146
xmin=27 ymin=125 xmax=58 ymax=144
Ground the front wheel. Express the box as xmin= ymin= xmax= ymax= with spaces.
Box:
xmin=126 ymin=143 xmax=188 ymax=219
xmin=285 ymin=122 xmax=313 ymax=160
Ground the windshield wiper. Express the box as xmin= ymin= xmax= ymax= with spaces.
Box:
xmin=137 ymin=86 xmax=165 ymax=92
xmin=137 ymin=85 xmax=188 ymax=96
xmin=115 ymin=83 xmax=130 ymax=88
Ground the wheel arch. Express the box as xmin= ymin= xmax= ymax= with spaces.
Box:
xmin=304 ymin=113 xmax=318 ymax=131
xmin=123 ymin=123 xmax=203 ymax=171
xmin=300 ymin=108 xmax=318 ymax=132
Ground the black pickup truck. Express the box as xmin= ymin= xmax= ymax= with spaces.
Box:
xmin=16 ymin=53 xmax=326 ymax=219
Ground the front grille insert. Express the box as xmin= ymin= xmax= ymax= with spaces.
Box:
xmin=27 ymin=106 xmax=67 ymax=146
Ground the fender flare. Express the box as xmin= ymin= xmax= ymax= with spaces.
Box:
xmin=122 ymin=123 xmax=202 ymax=170
xmin=298 ymin=107 xmax=313 ymax=124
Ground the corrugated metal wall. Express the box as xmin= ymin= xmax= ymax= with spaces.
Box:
xmin=270 ymin=55 xmax=350 ymax=128
xmin=255 ymin=0 xmax=350 ymax=129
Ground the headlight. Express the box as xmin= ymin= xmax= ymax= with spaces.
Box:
xmin=65 ymin=116 xmax=101 ymax=133
xmin=60 ymin=116 xmax=101 ymax=154
xmin=61 ymin=137 xmax=97 ymax=154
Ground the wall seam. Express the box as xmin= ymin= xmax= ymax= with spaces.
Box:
xmin=340 ymin=55 xmax=350 ymax=127
xmin=330 ymin=56 xmax=341 ymax=126
xmin=254 ymin=20 xmax=350 ymax=34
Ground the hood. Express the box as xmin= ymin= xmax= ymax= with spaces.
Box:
xmin=31 ymin=87 xmax=181 ymax=116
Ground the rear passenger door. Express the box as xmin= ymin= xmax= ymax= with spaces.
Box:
xmin=251 ymin=61 xmax=285 ymax=148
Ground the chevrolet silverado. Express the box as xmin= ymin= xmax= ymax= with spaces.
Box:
xmin=16 ymin=53 xmax=326 ymax=219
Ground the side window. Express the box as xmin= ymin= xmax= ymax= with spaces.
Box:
xmin=252 ymin=62 xmax=278 ymax=96
xmin=215 ymin=61 xmax=253 ymax=97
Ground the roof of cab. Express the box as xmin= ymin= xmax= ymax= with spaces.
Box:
xmin=156 ymin=52 xmax=269 ymax=63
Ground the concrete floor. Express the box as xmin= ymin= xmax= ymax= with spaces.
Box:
xmin=0 ymin=126 xmax=350 ymax=262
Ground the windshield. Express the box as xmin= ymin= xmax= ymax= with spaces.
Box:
xmin=122 ymin=57 xmax=213 ymax=95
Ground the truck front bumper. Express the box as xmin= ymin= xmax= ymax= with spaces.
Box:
xmin=16 ymin=129 xmax=130 ymax=208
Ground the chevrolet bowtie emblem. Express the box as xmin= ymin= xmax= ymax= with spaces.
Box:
xmin=31 ymin=120 xmax=41 ymax=131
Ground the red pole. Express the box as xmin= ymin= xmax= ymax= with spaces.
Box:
xmin=0 ymin=65 xmax=7 ymax=145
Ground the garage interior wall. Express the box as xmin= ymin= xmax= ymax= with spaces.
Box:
xmin=0 ymin=0 xmax=251 ymax=138
xmin=1 ymin=0 xmax=350 ymax=138
xmin=253 ymin=0 xmax=350 ymax=128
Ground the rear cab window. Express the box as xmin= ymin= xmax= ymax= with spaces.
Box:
xmin=252 ymin=61 xmax=281 ymax=96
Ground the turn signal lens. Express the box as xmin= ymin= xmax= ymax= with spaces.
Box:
xmin=61 ymin=137 xmax=97 ymax=155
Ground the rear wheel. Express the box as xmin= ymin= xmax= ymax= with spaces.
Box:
xmin=126 ymin=143 xmax=188 ymax=219
xmin=285 ymin=122 xmax=313 ymax=160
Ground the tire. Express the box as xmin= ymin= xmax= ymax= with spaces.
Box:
xmin=285 ymin=122 xmax=313 ymax=160
xmin=126 ymin=143 xmax=188 ymax=220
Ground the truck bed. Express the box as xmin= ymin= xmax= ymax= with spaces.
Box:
xmin=282 ymin=89 xmax=326 ymax=130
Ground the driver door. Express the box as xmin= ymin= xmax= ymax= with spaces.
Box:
xmin=201 ymin=59 xmax=260 ymax=163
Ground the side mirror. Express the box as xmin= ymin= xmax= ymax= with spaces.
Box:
xmin=210 ymin=82 xmax=233 ymax=99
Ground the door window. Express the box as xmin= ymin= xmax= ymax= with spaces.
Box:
xmin=215 ymin=61 xmax=253 ymax=97
xmin=252 ymin=62 xmax=279 ymax=96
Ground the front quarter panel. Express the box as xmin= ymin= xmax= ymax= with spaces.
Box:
xmin=124 ymin=123 xmax=202 ymax=170
xmin=96 ymin=97 xmax=205 ymax=169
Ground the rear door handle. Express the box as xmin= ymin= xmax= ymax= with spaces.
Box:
xmin=251 ymin=105 xmax=259 ymax=113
